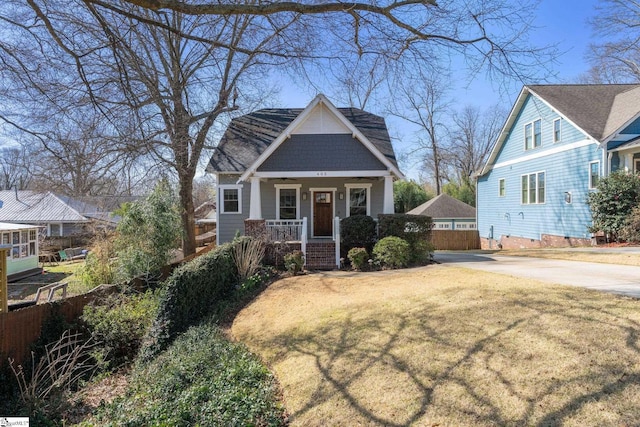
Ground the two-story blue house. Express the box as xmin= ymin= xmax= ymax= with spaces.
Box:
xmin=476 ymin=84 xmax=640 ymax=249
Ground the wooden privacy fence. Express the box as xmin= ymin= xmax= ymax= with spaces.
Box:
xmin=0 ymin=285 xmax=117 ymax=365
xmin=431 ymin=230 xmax=480 ymax=250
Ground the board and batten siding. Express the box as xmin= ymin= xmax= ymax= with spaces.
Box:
xmin=477 ymin=93 xmax=601 ymax=243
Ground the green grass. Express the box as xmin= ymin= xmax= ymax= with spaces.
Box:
xmin=45 ymin=261 xmax=94 ymax=295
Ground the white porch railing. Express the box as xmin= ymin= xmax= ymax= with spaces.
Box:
xmin=265 ymin=219 xmax=306 ymax=242
xmin=266 ymin=218 xmax=308 ymax=267
xmin=333 ymin=216 xmax=341 ymax=269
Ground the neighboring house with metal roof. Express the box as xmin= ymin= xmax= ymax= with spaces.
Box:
xmin=1 ymin=222 xmax=41 ymax=281
xmin=407 ymin=194 xmax=476 ymax=230
xmin=207 ymin=94 xmax=403 ymax=268
xmin=0 ymin=191 xmax=118 ymax=237
xmin=476 ymin=84 xmax=640 ymax=249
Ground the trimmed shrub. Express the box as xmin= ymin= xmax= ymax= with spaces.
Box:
xmin=347 ymin=247 xmax=369 ymax=270
xmin=620 ymin=205 xmax=640 ymax=242
xmin=284 ymin=250 xmax=304 ymax=275
xmin=378 ymin=214 xmax=433 ymax=265
xmin=82 ymin=290 xmax=160 ymax=370
xmin=341 ymin=215 xmax=377 ymax=256
xmin=139 ymin=242 xmax=238 ymax=362
xmin=373 ymin=236 xmax=410 ymax=268
xmin=587 ymin=170 xmax=640 ymax=241
xmin=94 ymin=324 xmax=286 ymax=426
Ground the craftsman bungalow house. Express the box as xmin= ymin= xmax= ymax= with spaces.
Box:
xmin=476 ymin=84 xmax=640 ymax=249
xmin=207 ymin=94 xmax=403 ymax=268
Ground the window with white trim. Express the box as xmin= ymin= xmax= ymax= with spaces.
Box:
xmin=275 ymin=184 xmax=301 ymax=220
xmin=524 ymin=119 xmax=542 ymax=150
xmin=521 ymin=171 xmax=545 ymax=204
xmin=589 ymin=161 xmax=600 ymax=189
xmin=345 ymin=184 xmax=371 ymax=216
xmin=2 ymin=233 xmax=10 ymax=258
xmin=499 ymin=178 xmax=505 ymax=197
xmin=553 ymin=118 xmax=561 ymax=143
xmin=220 ymin=185 xmax=242 ymax=214
xmin=435 ymin=223 xmax=451 ymax=229
xmin=9 ymin=229 xmax=37 ymax=259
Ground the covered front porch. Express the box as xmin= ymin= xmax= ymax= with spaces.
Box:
xmin=608 ymin=137 xmax=640 ymax=174
xmin=243 ymin=173 xmax=396 ymax=269
xmin=246 ymin=217 xmax=342 ymax=269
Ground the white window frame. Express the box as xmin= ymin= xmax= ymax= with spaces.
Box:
xmin=48 ymin=223 xmax=63 ymax=237
xmin=524 ymin=119 xmax=542 ymax=150
xmin=344 ymin=183 xmax=372 ymax=217
xmin=275 ymin=184 xmax=301 ymax=220
xmin=8 ymin=229 xmax=37 ymax=260
xmin=521 ymin=171 xmax=546 ymax=205
xmin=553 ymin=118 xmax=562 ymax=143
xmin=219 ymin=184 xmax=243 ymax=214
xmin=498 ymin=178 xmax=506 ymax=197
xmin=589 ymin=161 xmax=600 ymax=189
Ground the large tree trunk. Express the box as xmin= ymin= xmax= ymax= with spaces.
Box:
xmin=179 ymin=174 xmax=197 ymax=257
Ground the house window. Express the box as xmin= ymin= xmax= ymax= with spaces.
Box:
xmin=48 ymin=223 xmax=62 ymax=237
xmin=589 ymin=161 xmax=600 ymax=189
xmin=275 ymin=184 xmax=301 ymax=220
xmin=525 ymin=119 xmax=542 ymax=150
xmin=435 ymin=223 xmax=451 ymax=229
xmin=521 ymin=171 xmax=545 ymax=204
xmin=499 ymin=178 xmax=505 ymax=197
xmin=220 ymin=185 xmax=242 ymax=214
xmin=553 ymin=118 xmax=561 ymax=143
xmin=2 ymin=233 xmax=9 ymax=258
xmin=345 ymin=184 xmax=372 ymax=216
xmin=9 ymin=229 xmax=36 ymax=259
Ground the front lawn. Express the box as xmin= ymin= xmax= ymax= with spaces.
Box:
xmin=231 ymin=266 xmax=640 ymax=426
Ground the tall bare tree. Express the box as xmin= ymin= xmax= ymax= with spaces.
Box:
xmin=1 ymin=0 xmax=555 ymax=255
xmin=447 ymin=104 xmax=505 ymax=182
xmin=586 ymin=0 xmax=640 ymax=83
xmin=0 ymin=146 xmax=32 ymax=191
xmin=391 ymin=68 xmax=453 ymax=195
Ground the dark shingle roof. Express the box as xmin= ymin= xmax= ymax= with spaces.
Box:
xmin=407 ymin=194 xmax=476 ymax=219
xmin=528 ymin=84 xmax=640 ymax=141
xmin=207 ymin=107 xmax=398 ymax=173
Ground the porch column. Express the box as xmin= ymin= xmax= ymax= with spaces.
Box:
xmin=383 ymin=175 xmax=394 ymax=214
xmin=249 ymin=176 xmax=262 ymax=219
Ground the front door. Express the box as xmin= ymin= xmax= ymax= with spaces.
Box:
xmin=313 ymin=192 xmax=333 ymax=237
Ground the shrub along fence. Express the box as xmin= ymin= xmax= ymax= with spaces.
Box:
xmin=431 ymin=230 xmax=480 ymax=250
xmin=0 ymin=286 xmax=117 ymax=365
xmin=0 ymin=245 xmax=218 ymax=367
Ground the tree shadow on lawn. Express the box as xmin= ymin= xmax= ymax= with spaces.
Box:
xmin=256 ymin=285 xmax=640 ymax=426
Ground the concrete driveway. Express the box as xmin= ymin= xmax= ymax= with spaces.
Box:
xmin=434 ymin=251 xmax=640 ymax=299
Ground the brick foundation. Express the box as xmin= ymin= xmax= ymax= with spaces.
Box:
xmin=481 ymin=234 xmax=593 ymax=250
xmin=244 ymin=219 xmax=267 ymax=239
xmin=305 ymin=242 xmax=337 ymax=270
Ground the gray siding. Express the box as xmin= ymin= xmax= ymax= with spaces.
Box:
xmin=257 ymin=134 xmax=386 ymax=172
xmin=217 ymin=174 xmax=249 ymax=244
xmin=216 ymin=175 xmax=385 ymax=243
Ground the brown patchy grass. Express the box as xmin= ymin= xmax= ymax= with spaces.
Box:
xmin=499 ymin=248 xmax=640 ymax=266
xmin=231 ymin=266 xmax=640 ymax=427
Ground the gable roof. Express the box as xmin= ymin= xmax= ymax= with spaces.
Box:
xmin=528 ymin=84 xmax=640 ymax=141
xmin=0 ymin=191 xmax=119 ymax=224
xmin=407 ymin=193 xmax=476 ymax=219
xmin=479 ymin=84 xmax=640 ymax=176
xmin=207 ymin=94 xmax=401 ymax=178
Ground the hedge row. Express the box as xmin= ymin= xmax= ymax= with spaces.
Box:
xmin=139 ymin=242 xmax=238 ymax=361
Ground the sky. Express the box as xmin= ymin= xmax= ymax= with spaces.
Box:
xmin=270 ymin=0 xmax=603 ymax=181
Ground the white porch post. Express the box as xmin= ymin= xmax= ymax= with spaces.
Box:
xmin=249 ymin=176 xmax=262 ymax=219
xmin=383 ymin=175 xmax=394 ymax=214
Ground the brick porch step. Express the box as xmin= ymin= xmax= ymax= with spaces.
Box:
xmin=305 ymin=242 xmax=336 ymax=270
